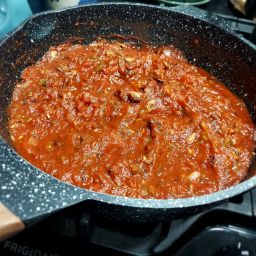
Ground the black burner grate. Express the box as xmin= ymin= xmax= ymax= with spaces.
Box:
xmin=1 ymin=189 xmax=256 ymax=256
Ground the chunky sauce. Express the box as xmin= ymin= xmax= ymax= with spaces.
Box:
xmin=8 ymin=39 xmax=255 ymax=199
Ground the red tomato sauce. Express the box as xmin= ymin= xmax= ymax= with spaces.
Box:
xmin=8 ymin=39 xmax=256 ymax=199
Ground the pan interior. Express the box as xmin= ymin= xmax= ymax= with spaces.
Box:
xmin=0 ymin=4 xmax=255 ymax=180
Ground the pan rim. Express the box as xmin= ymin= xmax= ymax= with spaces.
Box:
xmin=1 ymin=2 xmax=256 ymax=210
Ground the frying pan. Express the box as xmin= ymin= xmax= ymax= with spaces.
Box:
xmin=0 ymin=3 xmax=256 ymax=241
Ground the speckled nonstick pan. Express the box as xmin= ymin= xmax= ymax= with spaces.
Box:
xmin=0 ymin=3 xmax=256 ymax=241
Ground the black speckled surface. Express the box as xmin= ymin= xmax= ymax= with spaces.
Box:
xmin=0 ymin=3 xmax=256 ymax=226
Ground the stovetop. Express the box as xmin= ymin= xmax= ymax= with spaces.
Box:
xmin=1 ymin=189 xmax=256 ymax=256
xmin=1 ymin=1 xmax=256 ymax=256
